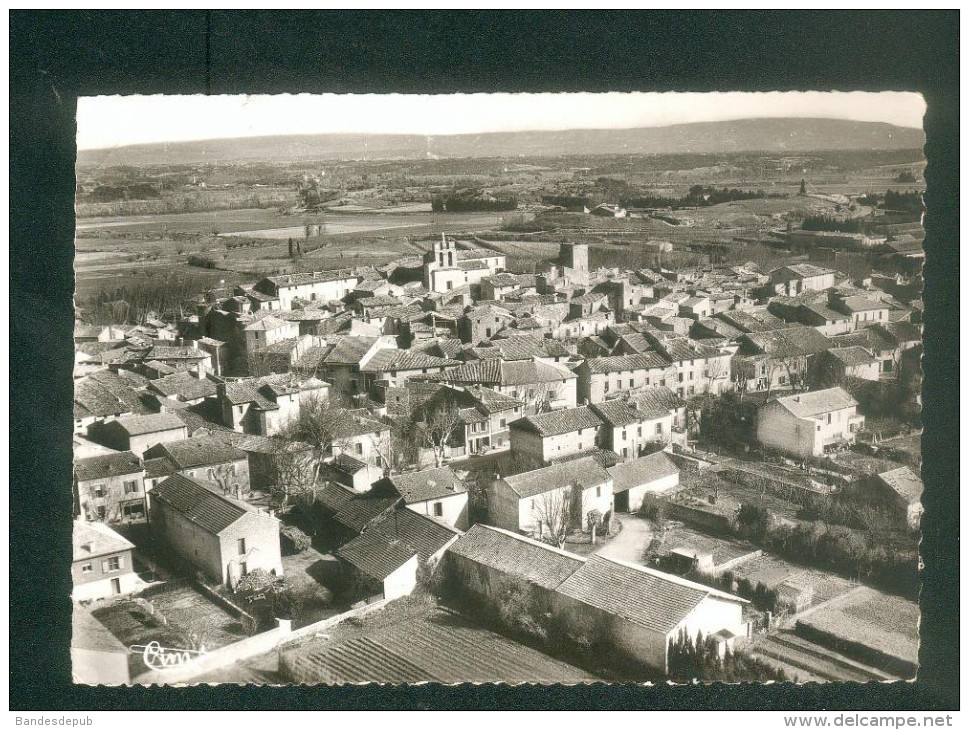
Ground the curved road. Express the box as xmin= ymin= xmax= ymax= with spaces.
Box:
xmin=595 ymin=514 xmax=654 ymax=564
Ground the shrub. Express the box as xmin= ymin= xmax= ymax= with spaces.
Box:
xmin=187 ymin=254 xmax=217 ymax=269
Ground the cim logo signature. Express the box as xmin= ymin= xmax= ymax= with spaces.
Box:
xmin=129 ymin=641 xmax=207 ymax=671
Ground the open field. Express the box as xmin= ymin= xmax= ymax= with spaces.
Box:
xmin=796 ymin=586 xmax=919 ymax=674
xmin=747 ymin=629 xmax=899 ymax=683
xmin=280 ymin=597 xmax=597 ymax=684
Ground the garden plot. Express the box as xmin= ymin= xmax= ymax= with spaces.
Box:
xmin=731 ymin=554 xmax=857 ymax=607
xmin=796 ymin=587 xmax=919 ymax=676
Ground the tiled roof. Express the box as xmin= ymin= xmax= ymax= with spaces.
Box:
xmin=608 ymin=452 xmax=679 ymax=493
xmin=840 ymin=295 xmax=888 ymax=313
xmin=590 ymin=390 xmax=675 ymax=425
xmin=368 ymin=508 xmax=461 ymax=562
xmin=447 ymin=524 xmax=585 ymax=591
xmin=142 ymin=456 xmax=177 ymax=479
xmin=378 ymin=466 xmax=467 ymax=504
xmin=550 ymin=447 xmax=621 ymax=469
xmin=322 ymin=336 xmax=379 ymax=365
xmin=741 ymin=326 xmax=831 ymax=358
xmin=444 ymin=359 xmax=576 ymax=386
xmin=877 ymin=466 xmax=923 ymax=505
xmin=502 ymin=457 xmax=611 ymax=499
xmin=328 ymin=409 xmax=389 ymax=439
xmin=223 ymin=381 xmax=279 ymax=410
xmin=110 ymin=412 xmax=187 ymax=437
xmin=74 ymin=451 xmax=143 ymax=482
xmin=150 ymin=436 xmax=247 ymax=470
xmin=333 ymin=496 xmax=400 ymax=533
xmin=556 ymin=556 xmax=743 ymax=634
xmin=361 ymin=348 xmax=458 ymax=373
xmin=328 ymin=453 xmax=368 ymax=475
xmin=828 ymin=346 xmax=877 ymax=367
xmin=336 ymin=527 xmax=417 ymax=581
xmin=148 ymin=372 xmax=218 ymax=401
xmin=771 ymin=387 xmax=857 ymax=419
xmin=510 ymin=406 xmax=603 ymax=438
xmin=262 ymin=270 xmax=358 ymax=288
xmin=151 ymin=473 xmax=259 ymax=535
xmin=73 ymin=520 xmax=134 ymax=561
xmin=772 ymin=263 xmax=834 ymax=279
xmin=583 ymin=353 xmax=670 ymax=374
xmin=317 ymin=481 xmax=358 ymax=516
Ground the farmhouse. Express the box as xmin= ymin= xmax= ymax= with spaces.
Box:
xmin=508 ymin=406 xmax=605 ymax=465
xmin=489 ymin=457 xmax=614 ymax=536
xmin=874 ymin=466 xmax=924 ymax=530
xmin=574 ymin=352 xmax=672 ymax=404
xmin=608 ymin=451 xmax=681 ymax=512
xmin=253 ymin=270 xmax=360 ymax=310
xmin=371 ymin=467 xmax=469 ymax=530
xmin=756 ymin=387 xmax=864 ymax=458
xmin=149 ymin=473 xmax=283 ymax=586
xmin=590 ymin=388 xmax=681 ymax=459
xmin=446 ymin=523 xmax=586 ymax=615
xmin=552 ymin=555 xmax=748 ymax=673
xmin=89 ymin=412 xmax=189 ymax=457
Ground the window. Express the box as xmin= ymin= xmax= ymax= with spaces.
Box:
xmin=96 ymin=506 xmax=106 ymax=519
xmin=123 ymin=480 xmax=138 ymax=494
xmin=499 ymin=418 xmax=506 ymax=428
xmin=688 ymin=386 xmax=695 ymax=396
xmin=92 ymin=485 xmax=105 ymax=499
xmin=355 ymin=443 xmax=363 ymax=455
xmin=446 ymin=281 xmax=453 ymax=291
xmin=81 ymin=564 xmax=93 ymax=574
xmin=237 ymin=538 xmax=246 ymax=556
xmin=637 ymin=426 xmax=642 ymax=437
xmin=104 ymin=556 xmax=122 ymax=572
xmin=604 ymin=381 xmax=610 ymax=392
xmin=596 ymin=486 xmax=602 ymax=497
xmin=689 ymin=371 xmax=694 ymax=380
xmin=827 ymin=413 xmax=832 ymax=425
xmin=622 ymin=430 xmax=627 ymax=440
xmin=678 ymin=373 xmax=684 ymax=383
xmin=578 ymin=429 xmax=583 ymax=436
xmin=629 ymin=378 xmax=634 ymax=387
xmin=655 ymin=422 xmax=663 ymax=435
xmin=433 ymin=502 xmax=444 ymax=517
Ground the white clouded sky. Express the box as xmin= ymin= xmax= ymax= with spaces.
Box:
xmin=77 ymin=91 xmax=926 ymax=151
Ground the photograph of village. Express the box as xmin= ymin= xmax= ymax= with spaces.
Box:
xmin=71 ymin=92 xmax=925 ymax=685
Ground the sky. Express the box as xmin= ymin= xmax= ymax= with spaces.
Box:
xmin=77 ymin=91 xmax=926 ymax=151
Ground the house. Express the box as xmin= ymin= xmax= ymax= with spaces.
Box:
xmin=358 ymin=348 xmax=460 ymax=390
xmin=252 ymin=270 xmax=360 ymax=310
xmin=445 ymin=523 xmax=586 ymax=615
xmin=443 ymin=358 xmax=578 ymax=413
xmin=423 ymin=235 xmax=506 ymax=293
xmin=149 ymin=474 xmax=283 ymax=586
xmin=413 ymin=383 xmax=525 ymax=456
xmin=833 ymin=295 xmax=891 ymax=329
xmin=874 ymin=467 xmax=924 ymax=530
xmin=328 ymin=409 xmax=392 ymax=470
xmin=608 ymin=451 xmax=680 ymax=512
xmin=73 ymin=370 xmax=153 ymax=434
xmin=489 ymin=457 xmax=614 ymax=537
xmin=552 ymin=555 xmax=748 ymax=673
xmin=458 ymin=304 xmax=516 ymax=344
xmin=508 ymin=406 xmax=605 ymax=466
xmin=768 ymin=264 xmax=837 ymax=296
xmin=574 ymin=353 xmax=672 ymax=404
xmin=809 ymin=347 xmax=881 ymax=387
xmin=142 ymin=436 xmax=251 ymax=498
xmin=336 ymin=508 xmax=462 ymax=600
xmin=371 ymin=466 xmax=469 ymax=530
xmin=89 ymin=413 xmax=189 ymax=458
xmin=756 ymin=387 xmax=864 ymax=458
xmin=732 ymin=326 xmax=832 ymax=393
xmin=216 ymin=375 xmax=329 ymax=436
xmin=324 ymin=452 xmax=382 ymax=493
xmin=74 ymin=450 xmax=147 ymax=524
xmin=72 ymin=519 xmax=138 ymax=601
xmin=590 ymin=388 xmax=681 ymax=460
xmin=147 ymin=370 xmax=218 ymax=405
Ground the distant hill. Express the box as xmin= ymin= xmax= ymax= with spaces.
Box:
xmin=78 ymin=118 xmax=925 ymax=166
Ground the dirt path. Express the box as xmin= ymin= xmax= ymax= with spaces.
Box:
xmin=594 ymin=514 xmax=653 ymax=565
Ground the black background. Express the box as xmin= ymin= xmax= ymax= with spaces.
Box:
xmin=9 ymin=10 xmax=960 ymax=711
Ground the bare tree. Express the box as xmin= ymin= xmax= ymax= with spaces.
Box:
xmin=532 ymin=481 xmax=586 ymax=549
xmin=704 ymin=354 xmax=729 ymax=395
xmin=208 ymin=462 xmax=244 ymax=500
xmin=283 ymin=394 xmax=350 ymax=458
xmin=246 ymin=349 xmax=278 ymax=378
xmin=414 ymin=401 xmax=464 ymax=466
xmin=268 ymin=438 xmax=320 ymax=513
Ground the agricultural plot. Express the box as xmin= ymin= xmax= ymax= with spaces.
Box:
xmin=652 ymin=523 xmax=758 ymax=568
xmin=795 ymin=587 xmax=919 ymax=675
xmin=281 ymin=603 xmax=596 ymax=684
xmin=747 ymin=629 xmax=899 ymax=683
xmin=731 ymin=554 xmax=857 ymax=607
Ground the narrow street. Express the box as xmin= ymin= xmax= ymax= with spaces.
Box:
xmin=594 ymin=513 xmax=653 ymax=564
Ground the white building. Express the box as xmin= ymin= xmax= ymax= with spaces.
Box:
xmin=756 ymin=387 xmax=865 ymax=458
